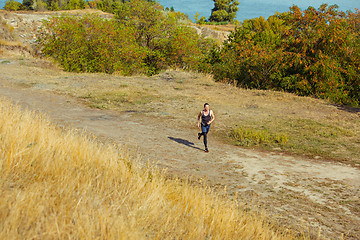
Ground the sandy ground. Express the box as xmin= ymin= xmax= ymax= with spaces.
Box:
xmin=0 ymin=61 xmax=359 ymax=239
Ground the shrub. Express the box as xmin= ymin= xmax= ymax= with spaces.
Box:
xmin=194 ymin=12 xmax=207 ymax=24
xmin=4 ymin=0 xmax=23 ymax=11
xmin=68 ymin=0 xmax=85 ymax=10
xmin=208 ymin=4 xmax=360 ymax=106
xmin=37 ymin=14 xmax=146 ymax=74
xmin=32 ymin=0 xmax=47 ymax=11
xmin=37 ymin=0 xmax=213 ymax=75
xmin=209 ymin=0 xmax=239 ymax=23
xmin=115 ymin=0 xmax=210 ymax=74
xmin=22 ymin=0 xmax=33 ymax=10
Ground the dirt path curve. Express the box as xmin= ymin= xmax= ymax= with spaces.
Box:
xmin=0 ymin=86 xmax=359 ymax=239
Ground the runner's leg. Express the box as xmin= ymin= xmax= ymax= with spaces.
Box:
xmin=205 ymin=125 xmax=210 ymax=150
xmin=203 ymin=132 xmax=208 ymax=148
xmin=201 ymin=125 xmax=207 ymax=147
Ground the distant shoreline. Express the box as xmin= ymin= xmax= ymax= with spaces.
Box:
xmin=157 ymin=0 xmax=358 ymax=22
xmin=1 ymin=0 xmax=357 ymax=22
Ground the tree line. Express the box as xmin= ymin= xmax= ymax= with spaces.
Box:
xmin=36 ymin=0 xmax=214 ymax=75
xmin=204 ymin=4 xmax=360 ymax=106
xmin=5 ymin=0 xmax=240 ymax=23
xmin=4 ymin=0 xmax=155 ymax=12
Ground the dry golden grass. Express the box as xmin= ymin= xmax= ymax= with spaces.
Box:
xmin=0 ymin=39 xmax=23 ymax=47
xmin=0 ymin=97 xmax=300 ymax=239
xmin=198 ymin=24 xmax=236 ymax=32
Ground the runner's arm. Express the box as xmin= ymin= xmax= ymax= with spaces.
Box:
xmin=208 ymin=111 xmax=215 ymax=124
xmin=197 ymin=111 xmax=202 ymax=127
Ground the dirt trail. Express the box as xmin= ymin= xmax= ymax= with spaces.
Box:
xmin=1 ymin=10 xmax=359 ymax=239
xmin=0 ymin=84 xmax=359 ymax=239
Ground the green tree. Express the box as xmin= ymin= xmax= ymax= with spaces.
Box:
xmin=68 ymin=0 xmax=85 ymax=9
xmin=22 ymin=0 xmax=33 ymax=10
xmin=32 ymin=0 xmax=47 ymax=11
xmin=4 ymin=0 xmax=23 ymax=11
xmin=49 ymin=0 xmax=59 ymax=10
xmin=194 ymin=12 xmax=206 ymax=24
xmin=207 ymin=4 xmax=360 ymax=105
xmin=114 ymin=0 xmax=209 ymax=74
xmin=37 ymin=1 xmax=213 ymax=76
xmin=209 ymin=0 xmax=239 ymax=22
xmin=37 ymin=14 xmax=145 ymax=74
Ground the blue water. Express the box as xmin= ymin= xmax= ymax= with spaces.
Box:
xmin=1 ymin=0 xmax=358 ymax=22
xmin=158 ymin=0 xmax=358 ymax=21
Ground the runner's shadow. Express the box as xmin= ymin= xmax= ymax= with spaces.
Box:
xmin=168 ymin=137 xmax=203 ymax=151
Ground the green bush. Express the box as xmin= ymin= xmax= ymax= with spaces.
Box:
xmin=207 ymin=4 xmax=360 ymax=106
xmin=37 ymin=0 xmax=213 ymax=75
xmin=37 ymin=14 xmax=146 ymax=74
xmin=209 ymin=0 xmax=239 ymax=23
xmin=32 ymin=0 xmax=47 ymax=11
xmin=22 ymin=0 xmax=33 ymax=10
xmin=114 ymin=0 xmax=210 ymax=74
xmin=68 ymin=0 xmax=85 ymax=10
xmin=4 ymin=0 xmax=23 ymax=11
xmin=194 ymin=12 xmax=206 ymax=25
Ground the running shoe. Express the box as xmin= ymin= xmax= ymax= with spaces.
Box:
xmin=205 ymin=148 xmax=209 ymax=153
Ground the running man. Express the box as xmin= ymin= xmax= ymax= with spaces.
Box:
xmin=197 ymin=103 xmax=215 ymax=152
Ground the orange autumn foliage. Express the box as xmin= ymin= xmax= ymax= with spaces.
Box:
xmin=208 ymin=4 xmax=360 ymax=105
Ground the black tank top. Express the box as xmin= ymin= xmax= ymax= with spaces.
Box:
xmin=201 ymin=110 xmax=211 ymax=126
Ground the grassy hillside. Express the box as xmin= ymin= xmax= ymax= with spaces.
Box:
xmin=0 ymin=97 xmax=300 ymax=239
